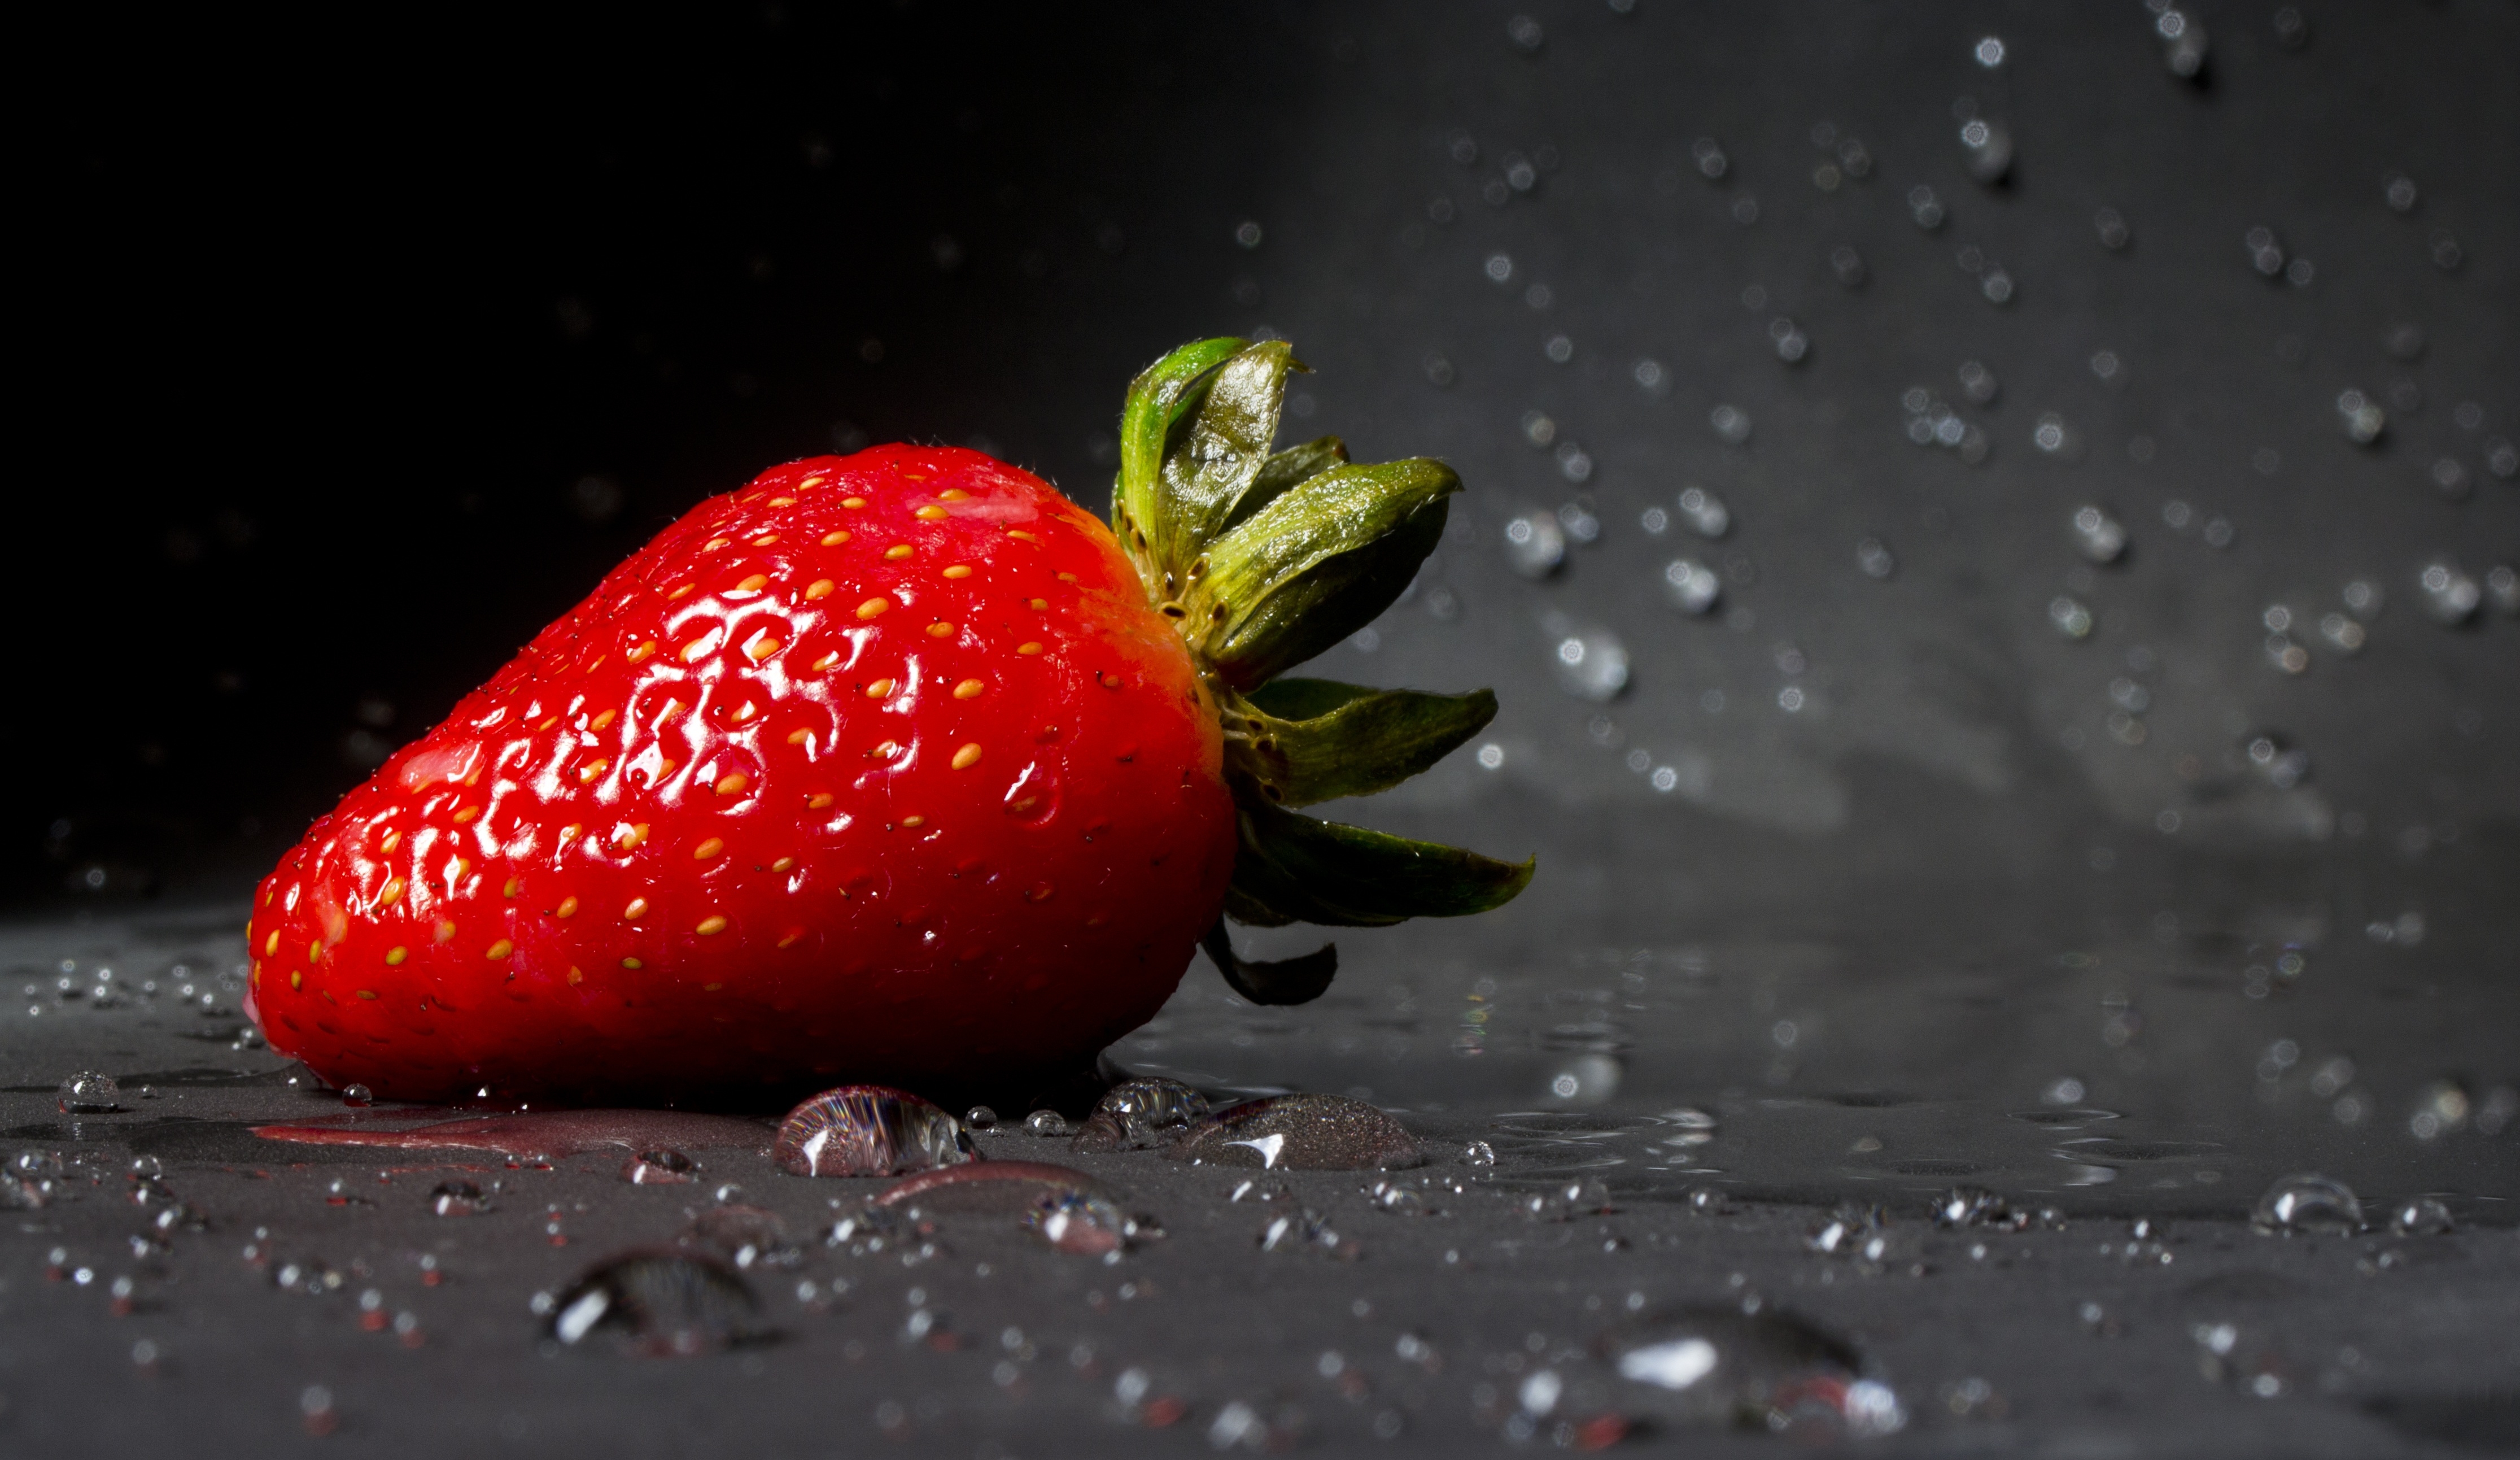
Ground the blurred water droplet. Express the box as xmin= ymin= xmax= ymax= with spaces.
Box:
xmin=2384 ymin=171 xmax=2419 ymax=213
xmin=1959 ymin=117 xmax=2012 ymax=183
xmin=1907 ymin=185 xmax=1945 ymax=230
xmin=2485 ymin=566 xmax=2519 ymax=616
xmin=1602 ymin=1307 xmax=1902 ymax=1434
xmin=1691 ymin=137 xmax=1727 ymax=180
xmin=2486 ymin=438 xmax=2518 ymax=478
xmin=58 ymin=1072 xmax=118 ymax=1114
xmin=2334 ymin=389 xmax=2386 ymax=446
xmin=2155 ymin=8 xmax=2207 ymax=77
xmin=1504 ymin=512 xmax=1566 ymax=579
xmin=548 ymin=1251 xmax=764 ymax=1355
xmin=2050 ymin=598 xmax=2095 ymax=639
xmin=2388 ymin=1197 xmax=2455 ymax=1236
xmin=2251 ymin=1173 xmax=2361 ymax=1234
xmin=1973 ymin=35 xmax=2006 ymax=67
xmin=1769 ymin=317 xmax=1809 ymax=364
xmin=2273 ymin=6 xmax=2308 ymax=49
xmin=1459 ymin=1139 xmax=1497 ymax=1167
xmin=1506 ymin=14 xmax=1544 ymax=54
xmin=2418 ymin=561 xmax=2480 ymax=624
xmin=1073 ymin=1078 xmax=1211 ymax=1153
xmin=1168 ymin=1093 xmax=1422 ymax=1170
xmin=1662 ymin=559 xmax=1722 ymax=616
xmin=1828 ymin=246 xmax=1866 ymax=287
xmin=1709 ymin=405 xmax=1752 ymax=445
xmin=684 ymin=1204 xmax=800 ymax=1269
xmin=1547 ymin=618 xmax=1631 ymax=701
xmin=2072 ymin=507 xmax=2127 ymax=563
xmin=621 ymin=1148 xmax=697 ymax=1184
xmin=1855 ymin=539 xmax=1896 ymax=579
xmin=430 ymin=1180 xmax=490 ymax=1217
xmin=2095 ymin=207 xmax=2131 ymax=250
xmin=2429 ymin=230 xmax=2462 ymax=271
xmin=772 ymin=1086 xmax=973 ymax=1177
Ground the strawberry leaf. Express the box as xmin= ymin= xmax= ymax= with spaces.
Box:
xmin=1190 ymin=458 xmax=1460 ymax=690
xmin=1230 ymin=680 xmax=1497 ymax=807
xmin=1201 ymin=920 xmax=1339 ymax=1005
xmin=1227 ymin=795 xmax=1533 ymax=928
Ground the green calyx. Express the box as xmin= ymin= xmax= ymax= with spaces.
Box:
xmin=1113 ymin=337 xmax=1535 ymax=1005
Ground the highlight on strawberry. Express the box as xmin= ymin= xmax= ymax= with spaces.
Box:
xmin=242 ymin=337 xmax=1531 ymax=1104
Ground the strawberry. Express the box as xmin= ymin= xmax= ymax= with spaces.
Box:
xmin=243 ymin=338 xmax=1530 ymax=1104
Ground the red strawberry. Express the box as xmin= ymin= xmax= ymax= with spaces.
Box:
xmin=243 ymin=338 xmax=1529 ymax=1104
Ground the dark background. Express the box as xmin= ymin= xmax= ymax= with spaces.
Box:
xmin=15 ymin=1 xmax=2518 ymax=951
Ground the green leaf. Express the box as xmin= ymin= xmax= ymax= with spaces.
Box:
xmin=1231 ymin=681 xmax=1497 ymax=807
xmin=1113 ymin=337 xmax=1246 ymax=572
xmin=1218 ymin=435 xmax=1347 ymax=537
xmin=1202 ymin=919 xmax=1339 ymax=1005
xmin=1189 ymin=459 xmax=1459 ymax=690
xmin=1226 ymin=795 xmax=1533 ymax=928
xmin=1148 ymin=341 xmax=1299 ymax=587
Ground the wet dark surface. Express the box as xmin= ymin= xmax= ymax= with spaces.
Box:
xmin=15 ymin=0 xmax=2520 ymax=1453
xmin=1 ymin=899 xmax=2514 ymax=1453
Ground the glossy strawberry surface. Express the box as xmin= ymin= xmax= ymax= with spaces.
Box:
xmin=244 ymin=446 xmax=1235 ymax=1103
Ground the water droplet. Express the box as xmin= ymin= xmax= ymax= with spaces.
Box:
xmin=2156 ymin=8 xmax=2207 ymax=77
xmin=1023 ymin=1109 xmax=1074 ymax=1138
xmin=2388 ymin=1197 xmax=2455 ymax=1236
xmin=1907 ymin=185 xmax=1945 ymax=230
xmin=58 ymin=1071 xmax=119 ymax=1114
xmin=1959 ymin=117 xmax=2012 ymax=183
xmin=1708 ymin=404 xmax=1752 ymax=446
xmin=1168 ymin=1093 xmax=1423 ymax=1170
xmin=340 ymin=1083 xmax=373 ymax=1108
xmin=2050 ymin=597 xmax=2094 ymax=639
xmin=1768 ymin=316 xmax=1809 ymax=364
xmin=1459 ymin=1139 xmax=1497 ymax=1167
xmin=1505 ymin=13 xmax=1544 ymax=54
xmin=1689 ymin=136 xmax=1727 ymax=180
xmin=1602 ymin=1306 xmax=1902 ymax=1434
xmin=2336 ymin=389 xmax=2386 ymax=445
xmin=2095 ymin=207 xmax=2131 ymax=250
xmin=621 ymin=1148 xmax=697 ymax=1184
xmin=1522 ymin=1178 xmax=1613 ymax=1222
xmin=1687 ymin=1186 xmax=1732 ymax=1215
xmin=684 ymin=1204 xmax=800 ymax=1269
xmin=1662 ymin=559 xmax=1722 ymax=616
xmin=1973 ymin=35 xmax=2006 ymax=67
xmin=547 ymin=1251 xmax=765 ymax=1355
xmin=430 ymin=1180 xmax=491 ymax=1217
xmin=1828 ymin=246 xmax=1866 ymax=288
xmin=772 ymin=1086 xmax=973 ymax=1178
xmin=2252 ymin=1173 xmax=2361 ymax=1234
xmin=2417 ymin=561 xmax=2481 ymax=625
xmin=2072 ymin=507 xmax=2127 ymax=563
xmin=1546 ymin=618 xmax=1631 ymax=701
xmin=963 ymin=1105 xmax=998 ymax=1131
xmin=1072 ymin=1078 xmax=1211 ymax=1152
xmin=879 ymin=1161 xmax=1146 ymax=1255
xmin=1503 ymin=511 xmax=1566 ymax=579
xmin=1855 ymin=539 xmax=1896 ymax=580
xmin=2486 ymin=566 xmax=2520 ymax=616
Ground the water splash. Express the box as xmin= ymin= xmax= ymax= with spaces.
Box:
xmin=1168 ymin=1094 xmax=1423 ymax=1170
xmin=772 ymin=1086 xmax=973 ymax=1177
